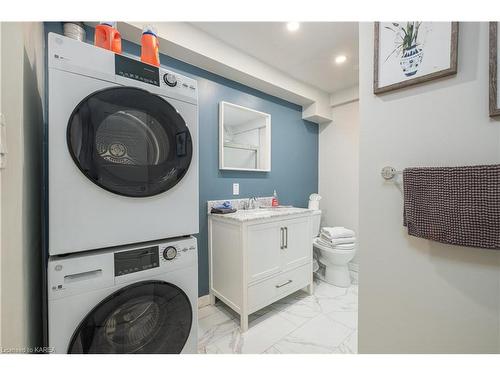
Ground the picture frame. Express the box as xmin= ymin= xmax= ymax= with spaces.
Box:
xmin=373 ymin=22 xmax=459 ymax=94
xmin=489 ymin=22 xmax=500 ymax=117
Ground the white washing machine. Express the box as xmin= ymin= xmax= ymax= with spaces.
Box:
xmin=48 ymin=33 xmax=199 ymax=255
xmin=48 ymin=236 xmax=198 ymax=353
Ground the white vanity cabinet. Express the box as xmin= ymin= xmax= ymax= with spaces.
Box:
xmin=208 ymin=210 xmax=314 ymax=331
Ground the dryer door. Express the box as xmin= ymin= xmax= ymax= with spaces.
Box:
xmin=67 ymin=87 xmax=193 ymax=197
xmin=67 ymin=281 xmax=193 ymax=354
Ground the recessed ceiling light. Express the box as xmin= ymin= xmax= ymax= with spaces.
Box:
xmin=335 ymin=55 xmax=347 ymax=64
xmin=286 ymin=22 xmax=300 ymax=32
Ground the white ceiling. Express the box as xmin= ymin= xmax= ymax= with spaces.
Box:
xmin=190 ymin=22 xmax=358 ymax=94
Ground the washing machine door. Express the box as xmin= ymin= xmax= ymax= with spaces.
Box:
xmin=67 ymin=87 xmax=193 ymax=197
xmin=67 ymin=281 xmax=193 ymax=354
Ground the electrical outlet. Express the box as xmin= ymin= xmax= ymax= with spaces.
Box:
xmin=232 ymin=183 xmax=240 ymax=195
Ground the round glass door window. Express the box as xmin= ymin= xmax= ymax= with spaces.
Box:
xmin=67 ymin=87 xmax=193 ymax=197
xmin=68 ymin=281 xmax=193 ymax=354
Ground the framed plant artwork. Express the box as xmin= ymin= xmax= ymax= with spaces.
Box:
xmin=489 ymin=22 xmax=500 ymax=117
xmin=373 ymin=22 xmax=459 ymax=94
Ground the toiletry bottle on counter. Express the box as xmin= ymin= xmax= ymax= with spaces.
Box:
xmin=141 ymin=25 xmax=160 ymax=67
xmin=272 ymin=190 xmax=279 ymax=207
xmin=94 ymin=22 xmax=122 ymax=53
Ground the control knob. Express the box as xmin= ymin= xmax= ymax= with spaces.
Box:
xmin=163 ymin=246 xmax=177 ymax=261
xmin=163 ymin=73 xmax=178 ymax=87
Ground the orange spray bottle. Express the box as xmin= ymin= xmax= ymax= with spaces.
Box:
xmin=94 ymin=22 xmax=122 ymax=53
xmin=140 ymin=25 xmax=160 ymax=67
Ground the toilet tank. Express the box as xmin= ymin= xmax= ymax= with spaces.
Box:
xmin=311 ymin=210 xmax=321 ymax=238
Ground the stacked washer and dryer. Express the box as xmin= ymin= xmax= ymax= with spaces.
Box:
xmin=46 ymin=33 xmax=199 ymax=353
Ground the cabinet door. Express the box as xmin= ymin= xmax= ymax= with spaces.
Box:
xmin=247 ymin=222 xmax=282 ymax=283
xmin=281 ymin=217 xmax=311 ymax=270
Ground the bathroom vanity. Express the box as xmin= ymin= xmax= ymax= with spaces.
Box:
xmin=208 ymin=205 xmax=318 ymax=331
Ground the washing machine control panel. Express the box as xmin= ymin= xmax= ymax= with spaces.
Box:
xmin=112 ymin=240 xmax=197 ymax=278
xmin=48 ymin=238 xmax=198 ymax=300
xmin=114 ymin=245 xmax=160 ymax=276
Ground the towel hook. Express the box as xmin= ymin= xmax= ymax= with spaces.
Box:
xmin=381 ymin=166 xmax=402 ymax=180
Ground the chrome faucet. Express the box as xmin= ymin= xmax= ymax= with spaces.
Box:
xmin=240 ymin=197 xmax=260 ymax=210
xmin=248 ymin=197 xmax=259 ymax=210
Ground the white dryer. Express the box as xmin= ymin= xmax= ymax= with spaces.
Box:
xmin=48 ymin=33 xmax=198 ymax=255
xmin=48 ymin=236 xmax=198 ymax=353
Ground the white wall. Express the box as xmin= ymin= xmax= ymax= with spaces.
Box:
xmin=358 ymin=22 xmax=500 ymax=353
xmin=0 ymin=22 xmax=44 ymax=351
xmin=319 ymin=100 xmax=359 ymax=267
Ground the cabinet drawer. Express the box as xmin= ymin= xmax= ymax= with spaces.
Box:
xmin=247 ymin=263 xmax=311 ymax=314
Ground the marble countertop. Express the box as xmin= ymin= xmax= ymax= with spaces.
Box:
xmin=209 ymin=206 xmax=319 ymax=222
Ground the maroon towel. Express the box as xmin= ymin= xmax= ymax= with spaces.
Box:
xmin=403 ymin=164 xmax=500 ymax=250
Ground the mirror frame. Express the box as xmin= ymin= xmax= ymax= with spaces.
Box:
xmin=219 ymin=101 xmax=271 ymax=172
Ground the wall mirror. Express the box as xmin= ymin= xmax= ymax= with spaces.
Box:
xmin=219 ymin=101 xmax=271 ymax=171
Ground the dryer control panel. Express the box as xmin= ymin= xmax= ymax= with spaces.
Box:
xmin=48 ymin=33 xmax=197 ymax=107
xmin=114 ymin=53 xmax=197 ymax=102
xmin=115 ymin=54 xmax=160 ymax=86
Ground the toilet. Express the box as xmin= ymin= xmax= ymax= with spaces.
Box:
xmin=311 ymin=211 xmax=356 ymax=287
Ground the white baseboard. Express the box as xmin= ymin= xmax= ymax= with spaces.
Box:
xmin=198 ymin=294 xmax=211 ymax=308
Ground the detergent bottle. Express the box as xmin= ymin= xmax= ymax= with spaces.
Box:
xmin=94 ymin=22 xmax=122 ymax=53
xmin=140 ymin=25 xmax=160 ymax=66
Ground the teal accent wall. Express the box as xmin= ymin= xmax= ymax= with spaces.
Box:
xmin=45 ymin=23 xmax=319 ymax=296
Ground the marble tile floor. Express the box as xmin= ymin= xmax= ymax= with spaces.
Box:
xmin=198 ymin=279 xmax=358 ymax=354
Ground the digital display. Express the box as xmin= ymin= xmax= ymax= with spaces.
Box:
xmin=115 ymin=54 xmax=160 ymax=86
xmin=114 ymin=246 xmax=160 ymax=276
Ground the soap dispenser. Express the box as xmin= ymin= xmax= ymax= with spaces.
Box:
xmin=272 ymin=190 xmax=279 ymax=207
